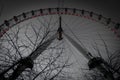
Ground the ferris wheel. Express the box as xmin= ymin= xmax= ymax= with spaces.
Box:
xmin=0 ymin=7 xmax=120 ymax=80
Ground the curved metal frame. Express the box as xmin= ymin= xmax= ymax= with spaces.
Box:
xmin=0 ymin=8 xmax=119 ymax=38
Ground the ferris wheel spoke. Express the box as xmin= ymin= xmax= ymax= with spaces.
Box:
xmin=0 ymin=7 xmax=120 ymax=80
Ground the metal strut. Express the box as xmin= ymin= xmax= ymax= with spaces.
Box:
xmin=57 ymin=16 xmax=63 ymax=40
xmin=0 ymin=16 xmax=62 ymax=80
xmin=0 ymin=34 xmax=56 ymax=80
xmin=63 ymin=33 xmax=92 ymax=60
xmin=63 ymin=33 xmax=115 ymax=80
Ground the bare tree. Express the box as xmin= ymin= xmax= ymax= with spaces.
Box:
xmin=0 ymin=15 xmax=74 ymax=80
xmin=83 ymin=34 xmax=120 ymax=80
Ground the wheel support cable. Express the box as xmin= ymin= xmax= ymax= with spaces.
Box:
xmin=0 ymin=34 xmax=56 ymax=80
xmin=63 ymin=33 xmax=115 ymax=80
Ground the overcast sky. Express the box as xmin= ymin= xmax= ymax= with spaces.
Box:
xmin=0 ymin=0 xmax=120 ymax=24
xmin=0 ymin=0 xmax=120 ymax=79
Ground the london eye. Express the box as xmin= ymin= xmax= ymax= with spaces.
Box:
xmin=0 ymin=2 xmax=120 ymax=80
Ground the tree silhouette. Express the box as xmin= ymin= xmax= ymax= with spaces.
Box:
xmin=83 ymin=34 xmax=120 ymax=80
xmin=0 ymin=17 xmax=73 ymax=80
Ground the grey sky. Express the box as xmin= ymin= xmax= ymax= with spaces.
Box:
xmin=0 ymin=0 xmax=120 ymax=80
xmin=0 ymin=0 xmax=120 ymax=24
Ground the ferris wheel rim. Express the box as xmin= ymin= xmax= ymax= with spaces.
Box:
xmin=0 ymin=7 xmax=120 ymax=80
xmin=0 ymin=7 xmax=119 ymax=39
